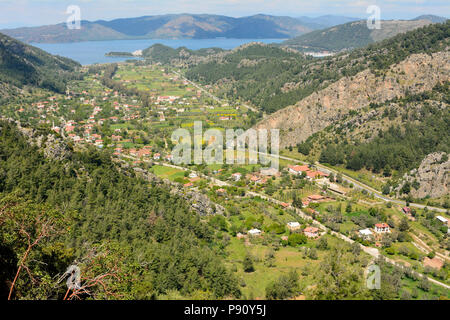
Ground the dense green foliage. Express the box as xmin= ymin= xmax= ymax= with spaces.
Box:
xmin=185 ymin=21 xmax=449 ymax=114
xmin=313 ymin=83 xmax=450 ymax=173
xmin=0 ymin=121 xmax=240 ymax=299
xmin=0 ymin=32 xmax=81 ymax=94
xmin=283 ymin=20 xmax=372 ymax=51
xmin=186 ymin=44 xmax=314 ymax=113
xmin=281 ymin=19 xmax=447 ymax=52
xmin=265 ymin=270 xmax=299 ymax=300
xmin=142 ymin=44 xmax=224 ymax=64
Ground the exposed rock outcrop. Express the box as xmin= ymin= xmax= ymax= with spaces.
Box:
xmin=398 ymin=152 xmax=449 ymax=199
xmin=255 ymin=51 xmax=450 ymax=147
xmin=1 ymin=118 xmax=72 ymax=161
xmin=133 ymin=167 xmax=225 ymax=216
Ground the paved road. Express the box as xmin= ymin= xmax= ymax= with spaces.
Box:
xmin=258 ymin=151 xmax=448 ymax=213
xmin=132 ymin=70 xmax=445 ymax=214
xmin=122 ymin=154 xmax=450 ymax=290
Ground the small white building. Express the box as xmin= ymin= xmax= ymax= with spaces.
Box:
xmin=189 ymin=172 xmax=198 ymax=179
xmin=374 ymin=223 xmax=390 ymax=234
xmin=287 ymin=222 xmax=301 ymax=231
xmin=231 ymin=173 xmax=242 ymax=181
xmin=165 ymin=154 xmax=174 ymax=162
xmin=436 ymin=216 xmax=448 ymax=224
xmin=248 ymin=229 xmax=262 ymax=237
xmin=359 ymin=228 xmax=373 ymax=239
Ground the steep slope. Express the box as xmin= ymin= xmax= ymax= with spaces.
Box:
xmin=1 ymin=21 xmax=128 ymax=43
xmin=0 ymin=32 xmax=80 ymax=96
xmin=256 ymin=51 xmax=449 ymax=147
xmin=185 ymin=21 xmax=450 ymax=114
xmin=282 ymin=19 xmax=435 ymax=52
xmin=139 ymin=43 xmax=225 ymax=65
xmin=220 ymin=14 xmax=312 ymax=38
xmin=1 ymin=14 xmax=317 ymax=43
xmin=0 ymin=120 xmax=241 ymax=299
xmin=297 ymin=82 xmax=450 ymax=201
xmin=398 ymin=152 xmax=449 ymax=199
xmin=296 ymin=82 xmax=449 ymax=174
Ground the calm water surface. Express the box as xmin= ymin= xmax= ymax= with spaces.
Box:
xmin=33 ymin=38 xmax=284 ymax=65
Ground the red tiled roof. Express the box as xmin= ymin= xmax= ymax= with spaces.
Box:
xmin=289 ymin=165 xmax=309 ymax=172
xmin=306 ymin=171 xmax=318 ymax=178
xmin=308 ymin=194 xmax=325 ymax=201
xmin=316 ymin=171 xmax=329 ymax=177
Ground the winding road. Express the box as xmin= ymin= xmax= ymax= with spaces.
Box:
xmin=259 ymin=151 xmax=448 ymax=214
xmin=121 ymin=154 xmax=450 ymax=290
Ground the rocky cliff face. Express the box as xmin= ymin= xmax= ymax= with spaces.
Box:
xmin=255 ymin=51 xmax=450 ymax=147
xmin=397 ymin=152 xmax=449 ymax=199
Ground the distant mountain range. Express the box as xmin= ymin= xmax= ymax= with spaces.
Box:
xmin=412 ymin=15 xmax=448 ymax=23
xmin=0 ymin=14 xmax=368 ymax=44
xmin=0 ymin=14 xmax=315 ymax=43
xmin=283 ymin=16 xmax=448 ymax=52
xmin=295 ymin=15 xmax=361 ymax=28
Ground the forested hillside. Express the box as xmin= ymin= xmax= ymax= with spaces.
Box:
xmin=0 ymin=121 xmax=240 ymax=300
xmin=141 ymin=44 xmax=225 ymax=65
xmin=185 ymin=21 xmax=450 ymax=114
xmin=0 ymin=32 xmax=80 ymax=97
xmin=299 ymin=82 xmax=450 ymax=174
xmin=282 ymin=19 xmax=435 ymax=52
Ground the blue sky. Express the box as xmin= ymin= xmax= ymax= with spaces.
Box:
xmin=0 ymin=0 xmax=448 ymax=28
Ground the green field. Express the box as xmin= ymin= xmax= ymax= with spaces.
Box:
xmin=152 ymin=165 xmax=186 ymax=181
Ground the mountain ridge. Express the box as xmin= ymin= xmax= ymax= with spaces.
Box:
xmin=1 ymin=14 xmax=320 ymax=43
xmin=0 ymin=32 xmax=80 ymax=100
xmin=254 ymin=21 xmax=450 ymax=148
xmin=181 ymin=21 xmax=449 ymax=116
xmin=282 ymin=18 xmax=447 ymax=52
xmin=7 ymin=13 xmax=444 ymax=44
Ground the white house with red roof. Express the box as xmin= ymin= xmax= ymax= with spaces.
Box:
xmin=374 ymin=223 xmax=390 ymax=234
xmin=304 ymin=227 xmax=320 ymax=238
xmin=306 ymin=170 xmax=329 ymax=180
xmin=288 ymin=165 xmax=309 ymax=175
